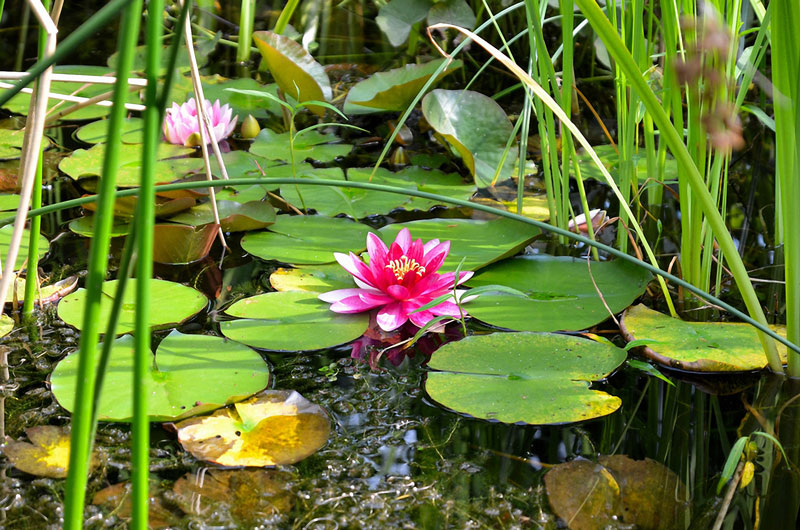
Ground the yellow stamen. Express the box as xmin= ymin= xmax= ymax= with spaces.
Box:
xmin=385 ymin=256 xmax=426 ymax=281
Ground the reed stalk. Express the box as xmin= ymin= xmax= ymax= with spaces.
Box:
xmin=236 ymin=0 xmax=255 ymax=63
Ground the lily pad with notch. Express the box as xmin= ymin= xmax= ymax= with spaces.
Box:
xmin=74 ymin=117 xmax=144 ymax=144
xmin=220 ymin=290 xmax=369 ymax=351
xmin=0 ymin=129 xmax=52 ymax=160
xmin=167 ymin=199 xmax=275 ymax=232
xmin=466 ymin=256 xmax=651 ymax=332
xmin=50 ymin=330 xmax=270 ymax=421
xmin=3 ymin=425 xmax=97 ymax=478
xmin=250 ymin=129 xmax=352 ymax=164
xmin=425 ymin=332 xmax=627 ymax=424
xmin=0 ymin=224 xmax=49 ymax=270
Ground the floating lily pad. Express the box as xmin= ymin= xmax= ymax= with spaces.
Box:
xmin=0 ymin=224 xmax=50 ymax=270
xmin=74 ymin=117 xmax=144 ymax=144
xmin=466 ymin=256 xmax=651 ymax=332
xmin=422 ymin=89 xmax=517 ymax=187
xmin=3 ymin=425 xmax=96 ymax=478
xmin=241 ymin=215 xmax=375 ymax=265
xmin=108 ymin=44 xmax=193 ymax=74
xmin=0 ymin=314 xmax=13 ymax=337
xmin=80 ymin=195 xmax=196 ymax=219
xmin=425 ymin=332 xmax=626 ymax=424
xmin=51 ymin=331 xmax=270 ymax=421
xmin=427 ymin=0 xmax=476 ymax=28
xmin=576 ymin=144 xmax=679 ymax=185
xmin=471 ymin=193 xmax=550 ymax=221
xmin=57 ymin=278 xmax=207 ymax=335
xmin=4 ymin=275 xmax=78 ymax=305
xmin=58 ymin=143 xmax=201 ymax=187
xmin=250 ymin=129 xmax=352 ymax=164
xmin=252 ymin=31 xmax=331 ymax=115
xmin=220 ymin=291 xmax=369 ymax=351
xmin=0 ymin=130 xmax=50 ymax=160
xmin=175 ymin=390 xmax=330 ymax=466
xmin=0 ymin=193 xmax=20 ymax=211
xmin=620 ymin=304 xmax=787 ymax=372
xmin=544 ymin=455 xmax=689 ymax=530
xmin=151 ymin=223 xmax=218 ymax=264
xmin=376 ymin=0 xmax=432 ymax=47
xmin=182 ymin=76 xmax=285 ymax=119
xmin=167 ymin=199 xmax=275 ymax=232
xmin=379 ymin=218 xmax=539 ymax=271
xmin=68 ymin=215 xmax=131 ymax=237
xmin=344 ymin=59 xmax=462 ymax=114
xmin=172 ymin=469 xmax=293 ymax=524
xmin=269 ymin=264 xmax=353 ymax=293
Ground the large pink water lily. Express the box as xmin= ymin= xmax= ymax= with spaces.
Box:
xmin=163 ymin=98 xmax=238 ymax=147
xmin=319 ymin=228 xmax=473 ymax=332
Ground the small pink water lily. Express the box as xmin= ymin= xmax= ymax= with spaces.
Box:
xmin=319 ymin=228 xmax=473 ymax=332
xmin=163 ymin=97 xmax=238 ymax=147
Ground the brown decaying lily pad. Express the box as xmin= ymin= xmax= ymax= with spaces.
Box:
xmin=3 ymin=425 xmax=96 ymax=478
xmin=151 ymin=223 xmax=218 ymax=265
xmin=544 ymin=455 xmax=690 ymax=530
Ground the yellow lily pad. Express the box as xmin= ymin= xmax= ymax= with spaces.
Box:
xmin=1 ymin=313 xmax=13 ymax=337
xmin=175 ymin=390 xmax=330 ymax=467
xmin=621 ymin=304 xmax=787 ymax=372
xmin=3 ymin=425 xmax=96 ymax=478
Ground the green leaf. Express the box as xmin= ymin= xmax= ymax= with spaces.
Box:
xmin=166 ymin=199 xmax=275 ymax=232
xmin=427 ymin=0 xmax=476 ymax=29
xmin=220 ymin=291 xmax=369 ymax=351
xmin=379 ymin=218 xmax=539 ymax=271
xmin=150 ymin=223 xmax=218 ymax=265
xmin=626 ymin=359 xmax=674 ymax=386
xmin=620 ymin=304 xmax=789 ymax=372
xmin=376 ymin=0 xmax=433 ymax=47
xmin=198 ymin=77 xmax=286 ymax=118
xmin=344 ymin=59 xmax=462 ymax=114
xmin=74 ymin=117 xmax=144 ymax=145
xmin=108 ymin=44 xmax=193 ymax=75
xmin=718 ymin=437 xmax=749 ymax=494
xmin=422 ymin=89 xmax=517 ymax=187
xmin=0 ymin=129 xmax=50 ymax=160
xmin=50 ymin=331 xmax=270 ymax=421
xmin=57 ymin=278 xmax=207 ymax=335
xmin=425 ymin=332 xmax=627 ymax=424
xmin=252 ymin=31 xmax=331 ymax=116
xmin=241 ymin=215 xmax=375 ymax=265
xmin=250 ymin=128 xmax=352 ymax=164
xmin=0 ymin=314 xmax=13 ymax=338
xmin=575 ymin=144 xmax=678 ymax=185
xmin=0 ymin=225 xmax=49 ymax=270
xmin=269 ymin=264 xmax=354 ymax=293
xmin=465 ymin=256 xmax=651 ymax=332
xmin=0 ymin=193 xmax=21 ymax=212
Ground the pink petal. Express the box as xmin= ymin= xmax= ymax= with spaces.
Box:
xmin=408 ymin=308 xmax=435 ymax=328
xmin=376 ymin=302 xmax=408 ymax=331
xmin=366 ymin=232 xmax=388 ymax=266
xmin=394 ymin=227 xmax=411 ymax=253
xmin=386 ymin=284 xmax=410 ymax=300
xmin=429 ymin=300 xmax=466 ymax=318
xmin=330 ymin=295 xmax=384 ymax=313
xmin=422 ymin=238 xmax=440 ymax=254
xmin=318 ymin=288 xmax=367 ymax=303
xmin=334 ymin=252 xmax=375 ymax=287
xmin=456 ymin=270 xmax=473 ymax=285
xmin=359 ymin=291 xmax=394 ymax=306
xmin=421 ymin=240 xmax=449 ymax=273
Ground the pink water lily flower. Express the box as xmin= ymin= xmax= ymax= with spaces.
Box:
xmin=163 ymin=98 xmax=238 ymax=147
xmin=319 ymin=228 xmax=473 ymax=332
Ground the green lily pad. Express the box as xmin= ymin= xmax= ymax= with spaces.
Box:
xmin=220 ymin=291 xmax=369 ymax=351
xmin=108 ymin=44 xmax=193 ymax=74
xmin=252 ymin=31 xmax=331 ymax=116
xmin=1 ymin=314 xmax=13 ymax=337
xmin=50 ymin=330 xmax=270 ymax=421
xmin=0 ymin=130 xmax=52 ymax=160
xmin=3 ymin=65 xmax=143 ymax=120
xmin=250 ymin=129 xmax=352 ymax=164
xmin=0 ymin=193 xmax=21 ymax=211
xmin=466 ymin=256 xmax=651 ymax=332
xmin=269 ymin=264 xmax=354 ymax=293
xmin=74 ymin=117 xmax=144 ymax=144
xmin=576 ymin=144 xmax=678 ymax=185
xmin=0 ymin=225 xmax=50 ymax=270
xmin=151 ymin=223 xmax=218 ymax=264
xmin=4 ymin=275 xmax=78 ymax=305
xmin=177 ymin=76 xmax=285 ymax=119
xmin=167 ymin=199 xmax=275 ymax=232
xmin=620 ymin=304 xmax=787 ymax=372
xmin=471 ymin=193 xmax=550 ymax=221
xmin=57 ymin=278 xmax=207 ymax=335
xmin=422 ymin=89 xmax=517 ymax=187
xmin=379 ymin=218 xmax=539 ymax=271
xmin=427 ymin=0 xmax=476 ymax=28
xmin=58 ymin=143 xmax=201 ymax=187
xmin=214 ymin=184 xmax=269 ymax=203
xmin=376 ymin=0 xmax=432 ymax=47
xmin=344 ymin=59 xmax=462 ymax=114
xmin=425 ymin=332 xmax=626 ymax=424
xmin=544 ymin=455 xmax=689 ymax=530
xmin=241 ymin=215 xmax=375 ymax=265
xmin=68 ymin=215 xmax=131 ymax=237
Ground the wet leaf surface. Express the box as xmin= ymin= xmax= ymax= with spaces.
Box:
xmin=166 ymin=198 xmax=275 ymax=232
xmin=269 ymin=264 xmax=353 ymax=293
xmin=3 ymin=425 xmax=96 ymax=478
xmin=0 ymin=224 xmax=50 ymax=270
xmin=250 ymin=129 xmax=352 ymax=164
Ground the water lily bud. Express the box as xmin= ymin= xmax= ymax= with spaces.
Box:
xmin=389 ymin=146 xmax=409 ymax=167
xmin=240 ymin=114 xmax=260 ymax=139
xmin=184 ymin=131 xmax=203 ymax=147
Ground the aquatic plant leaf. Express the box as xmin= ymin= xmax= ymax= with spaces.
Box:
xmin=379 ymin=218 xmax=539 ymax=271
xmin=425 ymin=332 xmax=626 ymax=424
xmin=0 ymin=314 xmax=12 ymax=337
xmin=3 ymin=65 xmax=142 ymax=120
xmin=471 ymin=194 xmax=550 ymax=221
xmin=151 ymin=223 xmax=218 ymax=264
xmin=92 ymin=481 xmax=177 ymax=529
xmin=620 ymin=304 xmax=787 ymax=372
xmin=376 ymin=0 xmax=432 ymax=47
xmin=51 ymin=331 xmax=270 ymax=422
xmin=175 ymin=390 xmax=330 ymax=466
xmin=466 ymin=256 xmax=651 ymax=332
xmin=58 ymin=143 xmax=201 ymax=187
xmin=68 ymin=215 xmax=131 ymax=237
xmin=241 ymin=215 xmax=375 ymax=265
xmin=4 ymin=275 xmax=78 ymax=305
xmin=184 ymin=76 xmax=286 ymax=119
xmin=57 ymin=278 xmax=207 ymax=335
xmin=172 ymin=469 xmax=293 ymax=524
xmin=167 ymin=199 xmax=275 ymax=232
xmin=74 ymin=117 xmax=144 ymax=144
xmin=544 ymin=455 xmax=689 ymax=530
xmin=269 ymin=264 xmax=354 ymax=293
xmin=250 ymin=128 xmax=352 ymax=164
xmin=80 ymin=195 xmax=197 ymax=219
xmin=214 ymin=184 xmax=269 ymax=203
xmin=427 ymin=0 xmax=476 ymax=28
xmin=252 ymin=31 xmax=331 ymax=115
xmin=0 ymin=225 xmax=49 ymax=270
xmin=108 ymin=44 xmax=193 ymax=74
xmin=422 ymin=89 xmax=517 ymax=187
xmin=220 ymin=291 xmax=369 ymax=351
xmin=575 ymin=144 xmax=678 ymax=185
xmin=0 ymin=130 xmax=50 ymax=160
xmin=344 ymin=59 xmax=462 ymax=114
xmin=0 ymin=193 xmax=20 ymax=211
xmin=3 ymin=426 xmax=96 ymax=478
